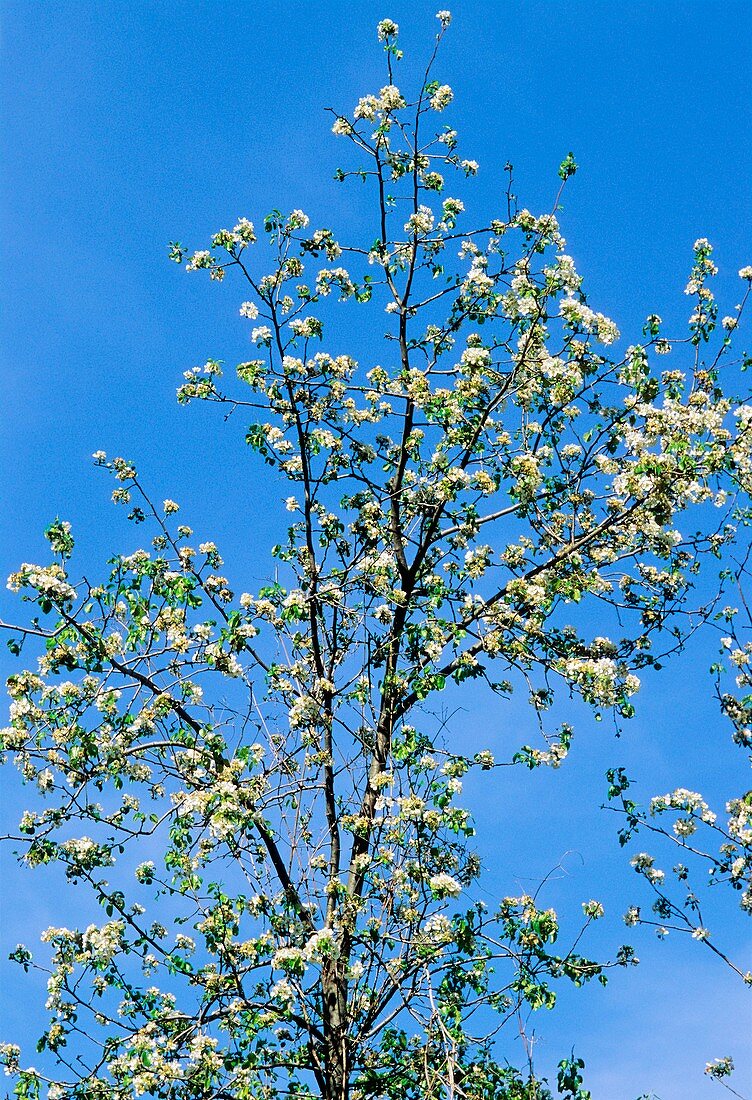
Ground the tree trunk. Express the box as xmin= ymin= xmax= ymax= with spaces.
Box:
xmin=322 ymin=966 xmax=349 ymax=1100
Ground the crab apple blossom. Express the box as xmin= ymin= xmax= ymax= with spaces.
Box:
xmin=2 ymin=13 xmax=752 ymax=1100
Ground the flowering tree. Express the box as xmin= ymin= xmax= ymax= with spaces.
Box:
xmin=2 ymin=13 xmax=751 ymax=1100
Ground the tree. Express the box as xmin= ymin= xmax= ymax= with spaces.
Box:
xmin=1 ymin=12 xmax=751 ymax=1100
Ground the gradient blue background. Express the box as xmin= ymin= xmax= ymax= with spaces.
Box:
xmin=1 ymin=2 xmax=751 ymax=1096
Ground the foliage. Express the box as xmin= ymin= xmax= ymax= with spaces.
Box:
xmin=2 ymin=13 xmax=751 ymax=1100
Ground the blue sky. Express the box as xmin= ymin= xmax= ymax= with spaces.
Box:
xmin=1 ymin=1 xmax=751 ymax=1096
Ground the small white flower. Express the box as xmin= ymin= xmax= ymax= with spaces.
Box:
xmin=379 ymin=85 xmax=405 ymax=112
xmin=430 ymin=85 xmax=453 ymax=111
xmin=233 ymin=218 xmax=256 ymax=243
xmin=429 ymin=872 xmax=462 ymax=898
xmin=377 ymin=18 xmax=399 ymax=40
xmin=705 ymin=1056 xmax=734 ymax=1079
xmin=404 ymin=205 xmax=435 ymax=236
xmin=582 ymin=900 xmax=604 ymax=919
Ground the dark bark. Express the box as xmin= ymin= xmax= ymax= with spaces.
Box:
xmin=321 ymin=964 xmax=349 ymax=1100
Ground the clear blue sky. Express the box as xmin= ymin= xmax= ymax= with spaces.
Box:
xmin=1 ymin=2 xmax=751 ymax=1096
